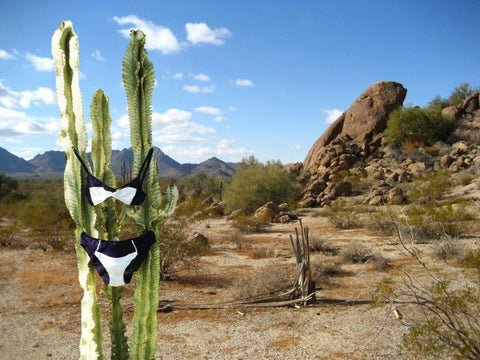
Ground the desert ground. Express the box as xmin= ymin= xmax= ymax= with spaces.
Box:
xmin=0 ymin=209 xmax=474 ymax=359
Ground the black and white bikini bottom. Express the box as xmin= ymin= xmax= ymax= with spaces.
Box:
xmin=80 ymin=231 xmax=156 ymax=287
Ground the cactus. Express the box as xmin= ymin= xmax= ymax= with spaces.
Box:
xmin=52 ymin=22 xmax=177 ymax=359
xmin=122 ymin=30 xmax=177 ymax=360
xmin=52 ymin=21 xmax=104 ymax=360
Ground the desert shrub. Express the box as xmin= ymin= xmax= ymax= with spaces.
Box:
xmin=371 ymin=277 xmax=395 ymax=306
xmin=0 ymin=226 xmax=16 ymax=246
xmin=309 ymin=234 xmax=338 ymax=255
xmin=384 ymin=106 xmax=454 ymax=148
xmin=365 ymin=208 xmax=399 ymax=236
xmin=406 ymin=170 xmax=452 ymax=204
xmin=406 ymin=202 xmax=473 ymax=239
xmin=228 ymin=230 xmax=245 ymax=249
xmin=0 ymin=172 xmax=18 ymax=198
xmin=249 ymin=246 xmax=275 ymax=259
xmin=371 ymin=211 xmax=480 ymax=359
xmin=173 ymin=197 xmax=207 ymax=218
xmin=158 ymin=220 xmax=209 ymax=280
xmin=232 ymin=262 xmax=294 ymax=300
xmin=432 ymin=237 xmax=467 ymax=261
xmin=222 ymin=156 xmax=298 ymax=214
xmin=340 ymin=242 xmax=372 ymax=263
xmin=16 ymin=182 xmax=73 ymax=251
xmin=176 ymin=172 xmax=227 ymax=200
xmin=311 ymin=259 xmax=346 ymax=283
xmin=231 ymin=214 xmax=270 ymax=234
xmin=428 ymin=83 xmax=480 ymax=112
xmin=456 ymin=172 xmax=474 ymax=186
xmin=402 ymin=278 xmax=480 ymax=359
xmin=322 ymin=199 xmax=361 ymax=229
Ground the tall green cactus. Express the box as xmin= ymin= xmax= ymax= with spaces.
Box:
xmin=52 ymin=21 xmax=104 ymax=360
xmin=53 ymin=22 xmax=177 ymax=360
xmin=122 ymin=30 xmax=177 ymax=360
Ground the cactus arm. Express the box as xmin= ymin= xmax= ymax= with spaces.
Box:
xmin=52 ymin=21 xmax=104 ymax=360
xmin=90 ymin=90 xmax=129 ymax=359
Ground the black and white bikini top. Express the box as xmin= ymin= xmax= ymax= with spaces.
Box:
xmin=73 ymin=148 xmax=154 ymax=206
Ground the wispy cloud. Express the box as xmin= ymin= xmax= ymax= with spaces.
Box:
xmin=0 ymin=49 xmax=14 ymax=60
xmin=194 ymin=73 xmax=210 ymax=82
xmin=323 ymin=108 xmax=343 ymax=124
xmin=173 ymin=72 xmax=184 ymax=80
xmin=113 ymin=15 xmax=182 ymax=54
xmin=0 ymin=81 xmax=55 ymax=109
xmin=183 ymin=85 xmax=215 ymax=94
xmin=25 ymin=53 xmax=54 ymax=72
xmin=91 ymin=50 xmax=105 ymax=61
xmin=235 ymin=78 xmax=254 ymax=87
xmin=185 ymin=23 xmax=231 ymax=45
xmin=194 ymin=106 xmax=222 ymax=115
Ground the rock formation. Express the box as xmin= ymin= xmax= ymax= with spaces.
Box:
xmin=297 ymin=84 xmax=480 ymax=208
xmin=304 ymin=81 xmax=407 ymax=171
xmin=300 ymin=81 xmax=407 ymax=207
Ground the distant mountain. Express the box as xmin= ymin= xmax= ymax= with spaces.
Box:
xmin=0 ymin=147 xmax=38 ymax=173
xmin=0 ymin=146 xmax=237 ymax=178
xmin=29 ymin=151 xmax=66 ymax=173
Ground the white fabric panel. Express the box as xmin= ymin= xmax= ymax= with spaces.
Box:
xmin=89 ymin=186 xmax=137 ymax=206
xmin=94 ymin=249 xmax=138 ymax=286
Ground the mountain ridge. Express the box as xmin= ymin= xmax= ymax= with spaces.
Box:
xmin=0 ymin=147 xmax=238 ymax=178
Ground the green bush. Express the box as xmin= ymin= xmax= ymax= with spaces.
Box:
xmin=322 ymin=199 xmax=361 ymax=229
xmin=340 ymin=242 xmax=372 ymax=263
xmin=384 ymin=106 xmax=454 ymax=148
xmin=406 ymin=170 xmax=452 ymax=204
xmin=406 ymin=202 xmax=473 ymax=239
xmin=222 ymin=156 xmax=297 ymax=214
xmin=0 ymin=172 xmax=18 ymax=198
xmin=427 ymin=83 xmax=480 ymax=113
xmin=158 ymin=220 xmax=209 ymax=280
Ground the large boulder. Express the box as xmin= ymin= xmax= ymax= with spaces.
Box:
xmin=304 ymin=81 xmax=407 ymax=171
xmin=300 ymin=81 xmax=407 ymax=207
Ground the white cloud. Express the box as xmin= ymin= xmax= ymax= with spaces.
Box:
xmin=323 ymin=108 xmax=343 ymax=124
xmin=184 ymin=85 xmax=200 ymax=93
xmin=289 ymin=144 xmax=302 ymax=150
xmin=91 ymin=50 xmax=105 ymax=61
xmin=183 ymin=84 xmax=215 ymax=93
xmin=213 ymin=116 xmax=226 ymax=122
xmin=0 ymin=81 xmax=56 ymax=109
xmin=26 ymin=53 xmax=54 ymax=72
xmin=185 ymin=23 xmax=231 ymax=45
xmin=162 ymin=139 xmax=248 ymax=162
xmin=152 ymin=108 xmax=215 ymax=143
xmin=0 ymin=49 xmax=14 ymax=60
xmin=0 ymin=107 xmax=60 ymax=137
xmin=235 ymin=78 xmax=254 ymax=87
xmin=194 ymin=106 xmax=222 ymax=115
xmin=113 ymin=15 xmax=182 ymax=54
xmin=173 ymin=72 xmax=184 ymax=80
xmin=194 ymin=73 xmax=210 ymax=82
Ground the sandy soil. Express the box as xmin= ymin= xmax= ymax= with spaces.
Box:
xmin=0 ymin=211 xmax=473 ymax=359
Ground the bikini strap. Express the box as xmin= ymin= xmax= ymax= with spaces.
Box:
xmin=72 ymin=148 xmax=91 ymax=174
xmin=138 ymin=148 xmax=154 ymax=183
xmin=131 ymin=240 xmax=138 ymax=253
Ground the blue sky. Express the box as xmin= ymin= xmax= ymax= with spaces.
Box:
xmin=0 ymin=0 xmax=479 ymax=164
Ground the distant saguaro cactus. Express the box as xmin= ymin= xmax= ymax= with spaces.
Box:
xmin=52 ymin=21 xmax=177 ymax=360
